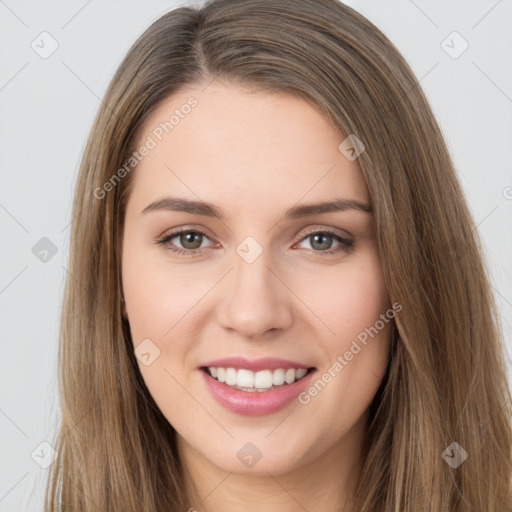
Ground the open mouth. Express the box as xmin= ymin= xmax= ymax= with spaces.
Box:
xmin=201 ymin=366 xmax=315 ymax=392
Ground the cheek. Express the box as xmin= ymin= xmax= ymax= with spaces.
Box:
xmin=294 ymin=249 xmax=391 ymax=401
xmin=121 ymin=237 xmax=198 ymax=419
xmin=335 ymin=266 xmax=389 ymax=341
xmin=296 ymin=248 xmax=390 ymax=344
xmin=299 ymin=251 xmax=392 ymax=419
xmin=121 ymin=229 xmax=200 ymax=345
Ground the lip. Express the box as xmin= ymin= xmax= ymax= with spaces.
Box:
xmin=200 ymin=356 xmax=312 ymax=372
xmin=200 ymin=366 xmax=317 ymax=416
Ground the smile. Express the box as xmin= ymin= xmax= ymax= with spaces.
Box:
xmin=204 ymin=366 xmax=310 ymax=391
xmin=199 ymin=359 xmax=317 ymax=416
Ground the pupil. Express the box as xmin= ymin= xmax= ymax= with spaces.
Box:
xmin=312 ymin=233 xmax=332 ymax=250
xmin=181 ymin=232 xmax=201 ymax=249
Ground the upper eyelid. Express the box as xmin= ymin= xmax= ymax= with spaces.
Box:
xmin=299 ymin=225 xmax=352 ymax=240
xmin=157 ymin=225 xmax=214 ymax=241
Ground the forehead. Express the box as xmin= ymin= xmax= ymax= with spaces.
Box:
xmin=128 ymin=81 xmax=369 ymax=217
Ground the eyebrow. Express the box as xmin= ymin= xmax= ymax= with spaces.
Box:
xmin=140 ymin=196 xmax=372 ymax=219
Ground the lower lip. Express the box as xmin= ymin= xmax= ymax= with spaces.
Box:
xmin=200 ymin=368 xmax=316 ymax=416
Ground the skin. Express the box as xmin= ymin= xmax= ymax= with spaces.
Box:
xmin=121 ymin=80 xmax=392 ymax=512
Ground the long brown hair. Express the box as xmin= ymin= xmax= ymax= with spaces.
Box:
xmin=45 ymin=0 xmax=512 ymax=510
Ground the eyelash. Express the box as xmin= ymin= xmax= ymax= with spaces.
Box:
xmin=155 ymin=227 xmax=354 ymax=258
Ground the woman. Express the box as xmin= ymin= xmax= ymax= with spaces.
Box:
xmin=46 ymin=0 xmax=512 ymax=510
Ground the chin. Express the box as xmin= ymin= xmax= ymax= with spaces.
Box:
xmin=203 ymin=439 xmax=311 ymax=476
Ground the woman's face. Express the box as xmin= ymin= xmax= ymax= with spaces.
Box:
xmin=121 ymin=81 xmax=392 ymax=476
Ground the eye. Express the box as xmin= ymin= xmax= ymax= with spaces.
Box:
xmin=156 ymin=228 xmax=217 ymax=257
xmin=294 ymin=229 xmax=354 ymax=257
xmin=156 ymin=227 xmax=354 ymax=258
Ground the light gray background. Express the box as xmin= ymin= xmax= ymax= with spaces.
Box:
xmin=1 ymin=1 xmax=511 ymax=510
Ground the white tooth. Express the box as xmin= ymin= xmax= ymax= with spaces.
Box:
xmin=295 ymin=368 xmax=307 ymax=380
xmin=272 ymin=368 xmax=285 ymax=386
xmin=213 ymin=366 xmax=306 ymax=389
xmin=226 ymin=367 xmax=237 ymax=386
xmin=284 ymin=369 xmax=296 ymax=384
xmin=237 ymin=369 xmax=255 ymax=388
xmin=216 ymin=367 xmax=226 ymax=383
xmin=254 ymin=370 xmax=273 ymax=388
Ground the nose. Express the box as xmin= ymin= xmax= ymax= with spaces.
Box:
xmin=215 ymin=246 xmax=294 ymax=339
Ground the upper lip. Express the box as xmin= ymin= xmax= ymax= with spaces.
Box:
xmin=200 ymin=356 xmax=314 ymax=372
